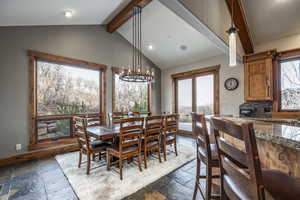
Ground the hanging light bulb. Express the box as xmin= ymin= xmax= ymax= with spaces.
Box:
xmin=228 ymin=27 xmax=237 ymax=67
xmin=226 ymin=0 xmax=238 ymax=67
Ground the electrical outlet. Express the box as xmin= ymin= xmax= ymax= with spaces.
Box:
xmin=16 ymin=144 xmax=22 ymax=151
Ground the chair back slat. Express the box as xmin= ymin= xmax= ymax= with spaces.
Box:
xmin=164 ymin=114 xmax=178 ymax=133
xmin=108 ymin=112 xmax=129 ymax=125
xmin=73 ymin=116 xmax=91 ymax=151
xmin=191 ymin=113 xmax=213 ymax=161
xmin=145 ymin=116 xmax=163 ymax=137
xmin=218 ymin=138 xmax=248 ymax=168
xmin=210 ymin=117 xmax=265 ymax=200
xmin=85 ymin=113 xmax=101 ymax=126
xmin=211 ymin=118 xmax=244 ymax=140
xmin=119 ymin=117 xmax=144 ymax=153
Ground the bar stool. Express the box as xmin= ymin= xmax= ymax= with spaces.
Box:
xmin=210 ymin=117 xmax=300 ymax=200
xmin=191 ymin=113 xmax=220 ymax=200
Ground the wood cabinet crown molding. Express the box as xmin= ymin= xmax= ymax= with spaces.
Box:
xmin=243 ymin=49 xmax=277 ymax=63
xmin=277 ymin=47 xmax=300 ymax=61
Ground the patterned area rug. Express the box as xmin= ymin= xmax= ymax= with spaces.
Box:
xmin=55 ymin=145 xmax=195 ymax=200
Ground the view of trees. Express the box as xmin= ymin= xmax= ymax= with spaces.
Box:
xmin=37 ymin=61 xmax=100 ymax=115
xmin=36 ymin=61 xmax=100 ymax=140
xmin=281 ymin=60 xmax=300 ymax=110
xmin=114 ymin=74 xmax=148 ymax=112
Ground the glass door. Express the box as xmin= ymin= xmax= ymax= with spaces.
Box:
xmin=196 ymin=74 xmax=214 ymax=115
xmin=177 ymin=78 xmax=193 ymax=132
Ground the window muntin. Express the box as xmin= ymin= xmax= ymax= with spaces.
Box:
xmin=280 ymin=59 xmax=300 ymax=110
xmin=114 ymin=74 xmax=148 ymax=112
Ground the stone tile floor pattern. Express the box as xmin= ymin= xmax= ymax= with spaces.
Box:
xmin=0 ymin=136 xmax=206 ymax=200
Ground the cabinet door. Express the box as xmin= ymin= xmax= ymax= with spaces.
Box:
xmin=245 ymin=58 xmax=273 ymax=100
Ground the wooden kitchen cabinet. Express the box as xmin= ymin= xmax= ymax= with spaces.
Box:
xmin=244 ymin=50 xmax=276 ymax=101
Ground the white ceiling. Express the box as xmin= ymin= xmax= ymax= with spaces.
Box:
xmin=0 ymin=0 xmax=131 ymax=26
xmin=117 ymin=0 xmax=223 ymax=69
xmin=243 ymin=0 xmax=300 ymax=44
xmin=0 ymin=0 xmax=224 ymax=69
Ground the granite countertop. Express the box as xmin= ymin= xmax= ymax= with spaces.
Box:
xmin=240 ymin=117 xmax=300 ymax=126
xmin=207 ymin=116 xmax=300 ymax=151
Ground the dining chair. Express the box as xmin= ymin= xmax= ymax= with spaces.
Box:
xmin=162 ymin=114 xmax=179 ymax=161
xmin=85 ymin=113 xmax=101 ymax=126
xmin=210 ymin=117 xmax=265 ymax=200
xmin=191 ymin=113 xmax=220 ymax=200
xmin=108 ymin=112 xmax=128 ymax=126
xmin=106 ymin=117 xmax=144 ymax=180
xmin=128 ymin=111 xmax=140 ymax=117
xmin=143 ymin=115 xmax=163 ymax=168
xmin=140 ymin=111 xmax=152 ymax=117
xmin=73 ymin=116 xmax=111 ymax=175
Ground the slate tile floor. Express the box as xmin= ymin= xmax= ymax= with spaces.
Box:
xmin=0 ymin=136 xmax=205 ymax=200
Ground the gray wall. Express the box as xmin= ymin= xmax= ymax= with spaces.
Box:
xmin=0 ymin=25 xmax=161 ymax=158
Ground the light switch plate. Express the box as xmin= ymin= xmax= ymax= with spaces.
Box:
xmin=16 ymin=144 xmax=22 ymax=151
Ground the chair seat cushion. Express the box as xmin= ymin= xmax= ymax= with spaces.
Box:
xmin=198 ymin=143 xmax=218 ymax=161
xmin=90 ymin=140 xmax=111 ymax=149
xmin=144 ymin=140 xmax=159 ymax=148
xmin=262 ymin=169 xmax=300 ymax=200
xmin=108 ymin=145 xmax=138 ymax=155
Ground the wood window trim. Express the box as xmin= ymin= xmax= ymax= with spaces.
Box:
xmin=273 ymin=48 xmax=300 ymax=116
xmin=111 ymin=67 xmax=152 ymax=113
xmin=28 ymin=50 xmax=107 ymax=150
xmin=172 ymin=65 xmax=220 ymax=115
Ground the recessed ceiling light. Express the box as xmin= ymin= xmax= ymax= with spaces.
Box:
xmin=64 ymin=11 xmax=73 ymax=18
xmin=148 ymin=45 xmax=154 ymax=50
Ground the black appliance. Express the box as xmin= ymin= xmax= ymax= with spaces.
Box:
xmin=239 ymin=101 xmax=272 ymax=118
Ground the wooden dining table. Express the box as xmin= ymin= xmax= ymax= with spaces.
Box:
xmin=86 ymin=125 xmax=120 ymax=140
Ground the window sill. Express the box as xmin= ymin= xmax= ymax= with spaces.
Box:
xmin=28 ymin=137 xmax=77 ymax=151
xmin=272 ymin=112 xmax=300 ymax=119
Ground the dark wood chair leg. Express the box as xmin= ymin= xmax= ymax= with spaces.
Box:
xmin=78 ymin=151 xmax=82 ymax=168
xmin=92 ymin=153 xmax=96 ymax=161
xmin=107 ymin=151 xmax=111 ymax=171
xmin=206 ymin=164 xmax=212 ymax=200
xmin=174 ymin=139 xmax=178 ymax=156
xmin=144 ymin=146 xmax=148 ymax=169
xmin=138 ymin=154 xmax=143 ymax=172
xmin=157 ymin=145 xmax=162 ymax=163
xmin=119 ymin=158 xmax=123 ymax=180
xmin=87 ymin=153 xmax=91 ymax=175
xmin=193 ymin=157 xmax=201 ymax=200
xmin=163 ymin=137 xmax=167 ymax=161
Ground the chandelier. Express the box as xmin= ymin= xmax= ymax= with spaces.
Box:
xmin=119 ymin=6 xmax=154 ymax=82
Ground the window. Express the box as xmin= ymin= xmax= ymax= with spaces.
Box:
xmin=112 ymin=68 xmax=150 ymax=112
xmin=37 ymin=61 xmax=100 ymax=116
xmin=172 ymin=66 xmax=220 ymax=133
xmin=29 ymin=50 xmax=106 ymax=149
xmin=280 ymin=58 xmax=300 ymax=111
xmin=196 ymin=74 xmax=214 ymax=115
xmin=177 ymin=79 xmax=193 ymax=123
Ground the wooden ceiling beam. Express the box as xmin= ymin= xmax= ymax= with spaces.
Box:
xmin=225 ymin=0 xmax=254 ymax=54
xmin=106 ymin=0 xmax=152 ymax=33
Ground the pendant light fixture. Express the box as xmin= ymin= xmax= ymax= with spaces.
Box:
xmin=119 ymin=6 xmax=154 ymax=82
xmin=226 ymin=0 xmax=238 ymax=67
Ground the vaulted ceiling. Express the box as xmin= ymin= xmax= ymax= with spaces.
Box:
xmin=0 ymin=0 xmax=131 ymax=26
xmin=243 ymin=0 xmax=300 ymax=45
xmin=117 ymin=0 xmax=223 ymax=69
